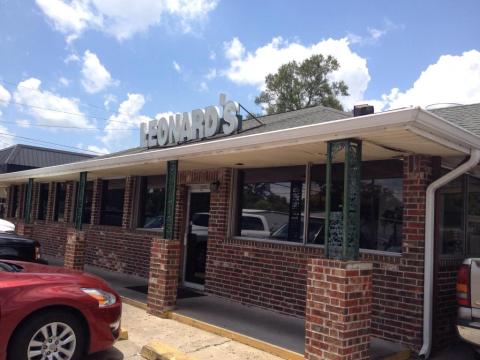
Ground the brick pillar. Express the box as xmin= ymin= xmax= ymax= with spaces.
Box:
xmin=147 ymin=237 xmax=181 ymax=316
xmin=31 ymin=183 xmax=40 ymax=221
xmin=305 ymin=259 xmax=373 ymax=360
xmin=64 ymin=227 xmax=86 ymax=271
xmin=122 ymin=176 xmax=136 ymax=229
xmin=45 ymin=182 xmax=56 ymax=221
xmin=399 ymin=155 xmax=434 ymax=351
xmin=90 ymin=179 xmax=103 ymax=225
xmin=64 ymin=181 xmax=75 ymax=223
xmin=16 ymin=221 xmax=34 ymax=238
xmin=205 ymin=168 xmax=232 ymax=291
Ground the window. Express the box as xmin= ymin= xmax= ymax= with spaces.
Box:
xmin=439 ymin=176 xmax=465 ymax=256
xmin=37 ymin=183 xmax=49 ymax=221
xmin=235 ymin=166 xmax=306 ymax=243
xmin=54 ymin=183 xmax=66 ymax=221
xmin=467 ymin=176 xmax=480 ymax=256
xmin=10 ymin=185 xmax=19 ymax=218
xmin=138 ymin=176 xmax=165 ymax=229
xmin=100 ymin=179 xmax=125 ymax=226
xmin=307 ymin=160 xmax=403 ymax=252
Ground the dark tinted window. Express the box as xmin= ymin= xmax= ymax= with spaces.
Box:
xmin=138 ymin=176 xmax=165 ymax=229
xmin=37 ymin=184 xmax=49 ymax=221
xmin=236 ymin=166 xmax=306 ymax=242
xmin=439 ymin=176 xmax=464 ymax=255
xmin=308 ymin=160 xmax=403 ymax=253
xmin=468 ymin=177 xmax=480 ymax=256
xmin=100 ymin=179 xmax=125 ymax=226
xmin=10 ymin=186 xmax=19 ymax=218
xmin=54 ymin=183 xmax=66 ymax=221
xmin=192 ymin=213 xmax=209 ymax=227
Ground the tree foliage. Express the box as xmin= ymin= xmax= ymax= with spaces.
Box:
xmin=255 ymin=54 xmax=349 ymax=114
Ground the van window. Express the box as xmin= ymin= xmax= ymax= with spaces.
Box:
xmin=241 ymin=216 xmax=264 ymax=231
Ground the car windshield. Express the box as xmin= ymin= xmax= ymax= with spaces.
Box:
xmin=0 ymin=261 xmax=21 ymax=272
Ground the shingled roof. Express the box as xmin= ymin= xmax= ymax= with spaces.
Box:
xmin=0 ymin=144 xmax=94 ymax=173
xmin=430 ymin=103 xmax=480 ymax=136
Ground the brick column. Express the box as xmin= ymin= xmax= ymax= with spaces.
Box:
xmin=64 ymin=181 xmax=75 ymax=223
xmin=305 ymin=259 xmax=373 ymax=360
xmin=31 ymin=183 xmax=40 ymax=221
xmin=16 ymin=221 xmax=34 ymax=238
xmin=147 ymin=237 xmax=181 ymax=316
xmin=64 ymin=227 xmax=86 ymax=271
xmin=122 ymin=176 xmax=136 ymax=229
xmin=46 ymin=182 xmax=56 ymax=221
xmin=398 ymin=155 xmax=434 ymax=351
xmin=90 ymin=179 xmax=103 ymax=225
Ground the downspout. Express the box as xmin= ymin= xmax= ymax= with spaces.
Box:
xmin=419 ymin=148 xmax=480 ymax=359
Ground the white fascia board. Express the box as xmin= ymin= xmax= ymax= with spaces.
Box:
xmin=0 ymin=107 xmax=477 ymax=184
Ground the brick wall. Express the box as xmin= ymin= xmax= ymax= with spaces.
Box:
xmin=433 ymin=258 xmax=463 ymax=350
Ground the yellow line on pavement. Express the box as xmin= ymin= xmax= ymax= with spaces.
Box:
xmin=141 ymin=341 xmax=197 ymax=360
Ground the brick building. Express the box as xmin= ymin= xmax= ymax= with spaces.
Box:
xmin=1 ymin=100 xmax=480 ymax=359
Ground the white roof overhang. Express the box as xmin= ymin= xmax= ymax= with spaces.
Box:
xmin=0 ymin=107 xmax=478 ymax=185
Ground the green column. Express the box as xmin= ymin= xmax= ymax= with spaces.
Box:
xmin=325 ymin=139 xmax=362 ymax=260
xmin=75 ymin=172 xmax=87 ymax=230
xmin=23 ymin=178 xmax=34 ymax=224
xmin=164 ymin=160 xmax=178 ymax=240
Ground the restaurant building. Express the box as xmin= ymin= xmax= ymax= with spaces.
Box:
xmin=1 ymin=98 xmax=480 ymax=359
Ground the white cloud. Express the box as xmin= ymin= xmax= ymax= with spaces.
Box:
xmin=0 ymin=84 xmax=11 ymax=106
xmin=224 ymin=37 xmax=245 ymax=60
xmin=173 ymin=61 xmax=182 ymax=73
xmin=101 ymin=93 xmax=151 ymax=148
xmin=81 ymin=50 xmax=116 ymax=93
xmin=377 ymin=50 xmax=480 ymax=111
xmin=16 ymin=119 xmax=31 ymax=128
xmin=58 ymin=77 xmax=70 ymax=86
xmin=209 ymin=50 xmax=216 ymax=60
xmin=223 ymin=36 xmax=370 ymax=109
xmin=64 ymin=53 xmax=80 ymax=64
xmin=205 ymin=68 xmax=217 ymax=80
xmin=198 ymin=81 xmax=208 ymax=92
xmin=13 ymin=77 xmax=91 ymax=127
xmin=0 ymin=124 xmax=15 ymax=149
xmin=87 ymin=144 xmax=109 ymax=154
xmin=35 ymin=0 xmax=219 ymax=42
xmin=347 ymin=19 xmax=403 ymax=46
xmin=103 ymin=94 xmax=117 ymax=110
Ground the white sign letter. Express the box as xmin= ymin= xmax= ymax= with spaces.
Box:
xmin=148 ymin=119 xmax=159 ymax=147
xmin=168 ymin=114 xmax=183 ymax=144
xmin=222 ymin=100 xmax=240 ymax=135
xmin=204 ymin=106 xmax=221 ymax=137
xmin=180 ymin=112 xmax=192 ymax=142
xmin=157 ymin=117 xmax=169 ymax=146
xmin=191 ymin=109 xmax=205 ymax=140
xmin=140 ymin=122 xmax=148 ymax=148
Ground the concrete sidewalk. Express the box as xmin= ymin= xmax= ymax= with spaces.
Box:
xmin=88 ymin=302 xmax=285 ymax=360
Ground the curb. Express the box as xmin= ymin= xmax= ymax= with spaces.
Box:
xmin=141 ymin=341 xmax=196 ymax=360
xmin=121 ymin=296 xmax=148 ymax=310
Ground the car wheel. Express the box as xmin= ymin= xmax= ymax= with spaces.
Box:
xmin=8 ymin=310 xmax=86 ymax=360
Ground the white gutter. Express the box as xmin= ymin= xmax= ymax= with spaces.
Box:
xmin=419 ymin=148 xmax=480 ymax=359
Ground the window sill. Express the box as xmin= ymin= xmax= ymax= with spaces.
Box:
xmin=231 ymin=236 xmax=304 ymax=247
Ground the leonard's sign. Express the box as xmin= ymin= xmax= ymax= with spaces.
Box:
xmin=140 ymin=94 xmax=241 ymax=148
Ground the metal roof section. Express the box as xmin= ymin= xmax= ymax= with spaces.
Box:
xmin=0 ymin=144 xmax=94 ymax=168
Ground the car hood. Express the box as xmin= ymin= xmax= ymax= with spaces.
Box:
xmin=3 ymin=261 xmax=110 ymax=289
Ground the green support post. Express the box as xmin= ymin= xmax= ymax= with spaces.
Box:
xmin=24 ymin=178 xmax=33 ymax=224
xmin=164 ymin=160 xmax=178 ymax=240
xmin=75 ymin=172 xmax=88 ymax=230
xmin=324 ymin=139 xmax=362 ymax=260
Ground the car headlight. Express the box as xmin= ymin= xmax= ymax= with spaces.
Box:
xmin=81 ymin=288 xmax=116 ymax=307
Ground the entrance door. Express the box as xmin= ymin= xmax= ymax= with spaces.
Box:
xmin=183 ymin=187 xmax=211 ymax=290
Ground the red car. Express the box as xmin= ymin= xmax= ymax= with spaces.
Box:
xmin=0 ymin=260 xmax=122 ymax=360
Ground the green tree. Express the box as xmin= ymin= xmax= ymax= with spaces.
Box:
xmin=255 ymin=54 xmax=349 ymax=113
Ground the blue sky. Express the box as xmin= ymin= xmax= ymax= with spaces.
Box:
xmin=0 ymin=0 xmax=479 ymax=154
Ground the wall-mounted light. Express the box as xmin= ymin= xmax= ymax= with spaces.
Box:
xmin=210 ymin=180 xmax=220 ymax=192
